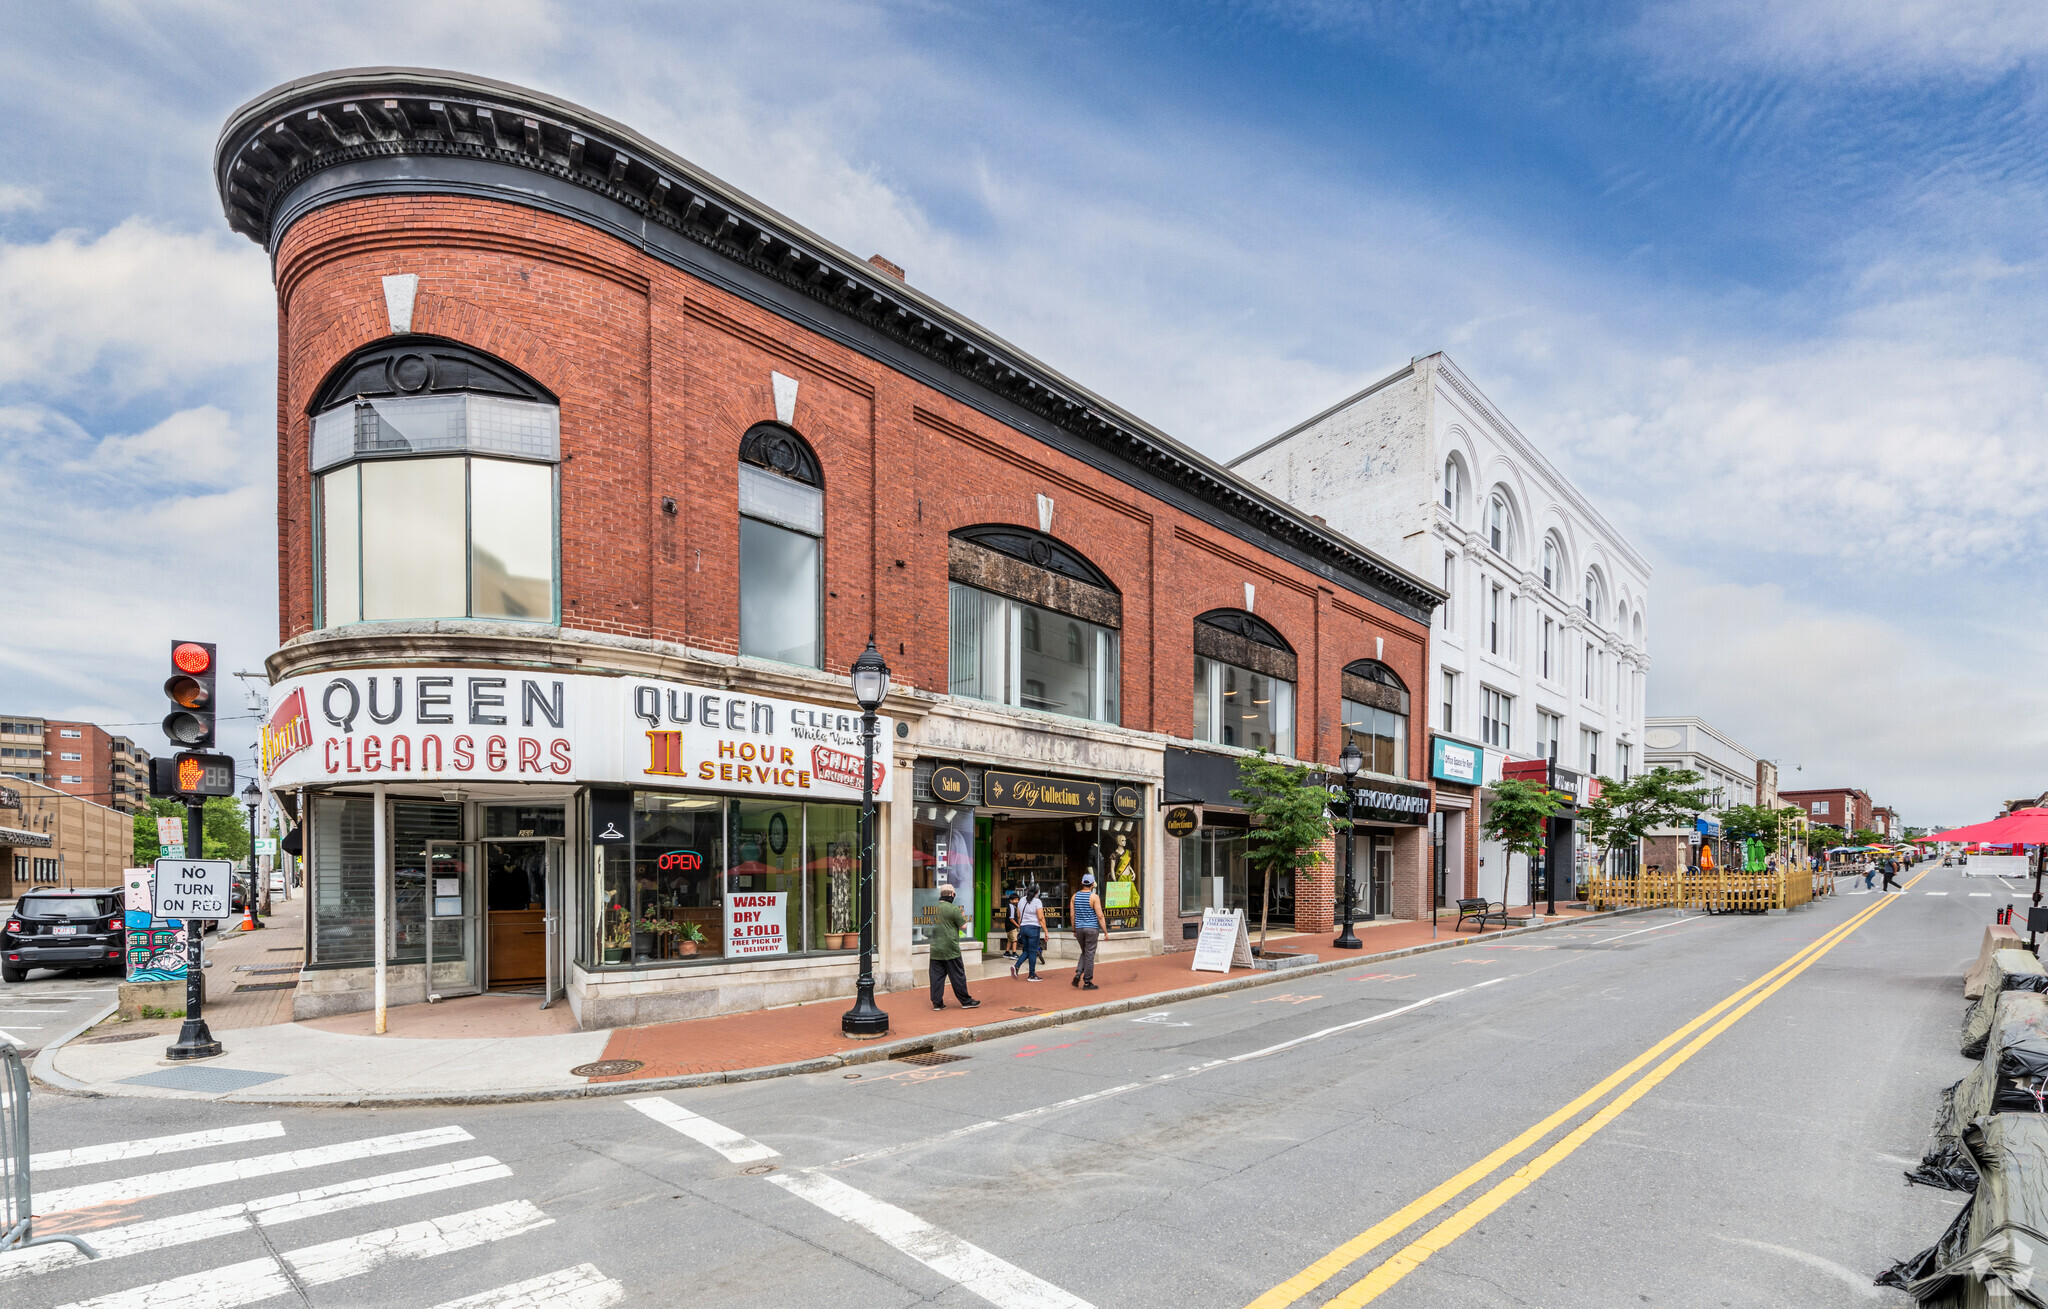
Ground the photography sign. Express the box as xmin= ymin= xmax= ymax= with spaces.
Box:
xmin=152 ymin=858 xmax=233 ymax=919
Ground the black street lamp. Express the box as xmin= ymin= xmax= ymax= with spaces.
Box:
xmin=241 ymin=779 xmax=263 ymax=923
xmin=1334 ymin=740 xmax=1364 ymax=949
xmin=841 ymin=639 xmax=892 ymax=1038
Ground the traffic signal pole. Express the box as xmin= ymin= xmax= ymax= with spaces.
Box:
xmin=164 ymin=797 xmax=221 ymax=1061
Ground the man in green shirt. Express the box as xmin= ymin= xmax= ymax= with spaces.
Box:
xmin=928 ymin=883 xmax=981 ymax=1011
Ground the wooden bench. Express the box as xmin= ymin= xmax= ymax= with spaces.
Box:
xmin=1455 ymin=898 xmax=1503 ymax=933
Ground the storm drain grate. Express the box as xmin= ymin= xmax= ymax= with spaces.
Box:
xmin=893 ymin=1051 xmax=969 ymax=1067
xmin=571 ymin=1059 xmax=645 ymax=1078
xmin=120 ymin=1066 xmax=288 ymax=1093
xmin=84 ymin=1031 xmax=155 ymax=1044
xmin=233 ymin=982 xmax=297 ymax=992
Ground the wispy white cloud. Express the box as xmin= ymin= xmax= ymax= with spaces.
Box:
xmin=1637 ymin=0 xmax=2048 ymax=79
xmin=0 ymin=183 xmax=42 ymax=212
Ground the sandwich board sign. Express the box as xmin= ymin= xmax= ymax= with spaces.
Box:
xmin=1190 ymin=907 xmax=1255 ymax=974
xmin=152 ymin=858 xmax=232 ymax=920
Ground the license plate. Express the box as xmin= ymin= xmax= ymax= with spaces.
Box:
xmin=51 ymin=925 xmax=78 ymax=935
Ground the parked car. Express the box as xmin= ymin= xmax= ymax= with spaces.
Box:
xmin=3 ymin=887 xmax=126 ymax=983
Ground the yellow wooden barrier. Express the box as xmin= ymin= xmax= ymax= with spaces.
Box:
xmin=1586 ymin=863 xmax=1834 ymax=912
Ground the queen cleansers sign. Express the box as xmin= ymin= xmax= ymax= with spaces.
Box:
xmin=984 ymin=771 xmax=1100 ymax=815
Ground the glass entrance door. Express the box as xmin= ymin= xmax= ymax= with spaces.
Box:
xmin=424 ymin=841 xmax=480 ymax=996
xmin=1369 ymin=833 xmax=1394 ymax=917
xmin=483 ymin=839 xmax=555 ymax=991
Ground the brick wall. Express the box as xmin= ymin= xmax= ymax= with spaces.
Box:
xmin=42 ymin=721 xmax=111 ymax=807
xmin=271 ymin=196 xmax=1431 ymax=769
xmin=1297 ymin=834 xmax=1336 ymax=934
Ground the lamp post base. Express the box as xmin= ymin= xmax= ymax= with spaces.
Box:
xmin=840 ymin=993 xmax=890 ymax=1037
xmin=165 ymin=1019 xmax=222 ymax=1061
xmin=1332 ymin=927 xmax=1362 ymax=949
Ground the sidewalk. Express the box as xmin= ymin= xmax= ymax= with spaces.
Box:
xmin=40 ymin=908 xmax=1640 ymax=1105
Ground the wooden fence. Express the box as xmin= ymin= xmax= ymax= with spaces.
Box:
xmin=1586 ymin=863 xmax=1835 ymax=913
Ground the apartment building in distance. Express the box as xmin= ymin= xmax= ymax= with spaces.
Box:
xmin=0 ymin=716 xmax=152 ymax=813
xmin=1780 ymin=787 xmax=1872 ymax=835
xmin=0 ymin=777 xmax=131 ymax=896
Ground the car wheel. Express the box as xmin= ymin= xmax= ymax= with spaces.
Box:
xmin=1 ymin=965 xmax=25 ymax=984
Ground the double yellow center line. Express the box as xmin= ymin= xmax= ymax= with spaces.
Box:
xmin=1246 ymin=875 xmax=1922 ymax=1309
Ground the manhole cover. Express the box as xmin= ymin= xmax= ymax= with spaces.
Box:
xmin=84 ymin=1032 xmax=155 ymax=1044
xmin=1010 ymin=1006 xmax=1042 ymax=1013
xmin=571 ymin=1059 xmax=645 ymax=1078
xmin=741 ymin=1163 xmax=777 ymax=1175
xmin=233 ymin=982 xmax=297 ymax=992
xmin=893 ymin=1051 xmax=969 ymax=1066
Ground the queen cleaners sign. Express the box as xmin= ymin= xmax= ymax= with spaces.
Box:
xmin=263 ymin=668 xmax=890 ymax=803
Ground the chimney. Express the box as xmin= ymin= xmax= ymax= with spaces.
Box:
xmin=868 ymin=254 xmax=906 ymax=282
xmin=1311 ymin=514 xmax=1327 ymax=525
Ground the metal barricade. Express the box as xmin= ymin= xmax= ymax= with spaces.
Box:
xmin=0 ymin=1041 xmax=97 ymax=1259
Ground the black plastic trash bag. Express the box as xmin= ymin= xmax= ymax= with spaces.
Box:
xmin=1890 ymin=1116 xmax=2048 ymax=1307
xmin=1962 ymin=950 xmax=2048 ymax=1059
xmin=1876 ymin=1193 xmax=1974 ymax=1297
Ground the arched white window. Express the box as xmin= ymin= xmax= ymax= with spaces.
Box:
xmin=738 ymin=423 xmax=824 ymax=667
xmin=1633 ymin=612 xmax=1644 ymax=646
xmin=1584 ymin=571 xmax=1605 ymax=621
xmin=1541 ymin=538 xmax=1559 ymax=592
xmin=1487 ymin=494 xmax=1516 ymax=558
xmin=1442 ymin=457 xmax=1462 ymax=518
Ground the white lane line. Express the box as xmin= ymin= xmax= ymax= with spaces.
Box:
xmin=1926 ymin=892 xmax=1949 ymax=896
xmin=629 ymin=1097 xmax=779 ymax=1162
xmin=0 ymin=1156 xmax=512 ymax=1281
xmin=769 ymin=1170 xmax=1091 ymax=1309
xmin=50 ymin=1200 xmax=550 ymax=1309
xmin=424 ymin=1263 xmax=627 ymax=1309
xmin=0 ymin=1027 xmax=35 ymax=1045
xmin=1188 ymin=977 xmax=1509 ymax=1071
xmin=1592 ymin=915 xmax=1707 ymax=943
xmin=1971 ymin=893 xmax=1993 ymax=897
xmin=33 ymin=1125 xmax=472 ymax=1215
xmin=32 ymin=1121 xmax=286 ymax=1172
xmin=823 ymin=1082 xmax=1146 ymax=1171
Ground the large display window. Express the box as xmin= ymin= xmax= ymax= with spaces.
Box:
xmin=1177 ymin=826 xmax=1291 ymax=925
xmin=990 ymin=813 xmax=1143 ymax=933
xmin=589 ymin=790 xmax=858 ymax=967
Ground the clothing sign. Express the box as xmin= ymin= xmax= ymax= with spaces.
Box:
xmin=152 ymin=858 xmax=232 ymax=919
xmin=263 ymin=668 xmax=892 ymax=803
xmin=985 ymin=771 xmax=1101 ymax=815
xmin=1190 ymin=908 xmax=1254 ymax=974
xmin=727 ymin=891 xmax=787 ymax=958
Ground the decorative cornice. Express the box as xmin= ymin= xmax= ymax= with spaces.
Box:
xmin=216 ymin=67 xmax=1443 ymax=622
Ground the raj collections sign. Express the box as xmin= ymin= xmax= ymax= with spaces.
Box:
xmin=263 ymin=669 xmax=891 ymax=803
xmin=984 ymin=771 xmax=1100 ymax=815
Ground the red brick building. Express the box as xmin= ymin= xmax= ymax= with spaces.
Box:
xmin=1780 ymin=787 xmax=1872 ymax=836
xmin=2 ymin=718 xmax=152 ymax=814
xmin=219 ymin=69 xmax=1439 ymax=1027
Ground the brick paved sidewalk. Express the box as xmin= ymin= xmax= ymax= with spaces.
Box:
xmin=593 ymin=915 xmax=1464 ymax=1081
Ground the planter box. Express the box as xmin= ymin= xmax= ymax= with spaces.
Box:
xmin=1251 ymin=950 xmax=1320 ymax=972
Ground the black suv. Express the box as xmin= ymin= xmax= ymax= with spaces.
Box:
xmin=3 ymin=888 xmax=126 ymax=983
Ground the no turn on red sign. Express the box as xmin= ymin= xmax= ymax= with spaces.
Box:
xmin=152 ymin=858 xmax=233 ymax=919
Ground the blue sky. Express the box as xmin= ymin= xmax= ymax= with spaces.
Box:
xmin=2 ymin=0 xmax=2045 ymax=822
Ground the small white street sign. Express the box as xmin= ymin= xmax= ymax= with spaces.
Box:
xmin=153 ymin=858 xmax=233 ymax=919
xmin=255 ymin=838 xmax=278 ymax=855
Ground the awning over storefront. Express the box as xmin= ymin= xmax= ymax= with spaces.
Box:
xmin=0 ymin=826 xmax=52 ymax=847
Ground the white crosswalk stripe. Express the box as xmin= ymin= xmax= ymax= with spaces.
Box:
xmin=630 ymin=1096 xmax=779 ymax=1161
xmin=31 ymin=1121 xmax=285 ymax=1172
xmin=23 ymin=1119 xmax=627 ymax=1308
xmin=33 ymin=1125 xmax=472 ymax=1214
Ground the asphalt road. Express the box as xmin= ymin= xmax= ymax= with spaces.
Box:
xmin=0 ymin=952 xmax=121 ymax=1057
xmin=11 ymin=859 xmax=1995 ymax=1308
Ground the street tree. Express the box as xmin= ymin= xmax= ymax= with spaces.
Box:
xmin=1577 ymin=766 xmax=1715 ymax=875
xmin=133 ymin=796 xmax=250 ymax=865
xmin=1718 ymin=803 xmax=1801 ymax=847
xmin=1479 ymin=777 xmax=1566 ymax=900
xmin=1233 ymin=751 xmax=1346 ymax=951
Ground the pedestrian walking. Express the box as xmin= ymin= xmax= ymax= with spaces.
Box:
xmin=1070 ymin=873 xmax=1103 ymax=991
xmin=1880 ymin=858 xmax=1902 ymax=894
xmin=1012 ymin=886 xmax=1045 ymax=981
xmin=927 ymin=884 xmax=980 ymax=1011
xmin=1863 ymin=860 xmax=1877 ymax=892
xmin=1002 ymin=890 xmax=1021 ymax=958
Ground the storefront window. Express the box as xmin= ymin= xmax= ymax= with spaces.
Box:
xmin=912 ymin=805 xmax=976 ymax=944
xmin=989 ymin=814 xmax=1143 ymax=934
xmin=625 ymin=794 xmax=725 ymax=963
xmin=1177 ymin=827 xmax=1289 ymax=923
xmin=948 ymin=582 xmax=1119 ymax=724
xmin=730 ymin=799 xmax=802 ymax=956
xmin=389 ymin=802 xmax=458 ymax=965
xmin=806 ymin=803 xmax=861 ymax=951
xmin=311 ymin=795 xmax=375 ymax=965
xmin=1193 ymin=655 xmax=1293 ymax=755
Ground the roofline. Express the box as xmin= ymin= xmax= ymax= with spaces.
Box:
xmin=1640 ymin=714 xmax=1765 ymax=764
xmin=1227 ymin=360 xmax=1418 ymax=469
xmin=213 ymin=68 xmax=1445 ymax=618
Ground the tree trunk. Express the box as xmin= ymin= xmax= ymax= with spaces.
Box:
xmin=1258 ymin=863 xmax=1273 ymax=952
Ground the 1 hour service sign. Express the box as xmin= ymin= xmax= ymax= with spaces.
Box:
xmin=263 ymin=668 xmax=891 ymax=803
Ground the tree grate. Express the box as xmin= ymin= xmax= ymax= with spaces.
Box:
xmin=893 ymin=1051 xmax=969 ymax=1066
xmin=233 ymin=982 xmax=298 ymax=992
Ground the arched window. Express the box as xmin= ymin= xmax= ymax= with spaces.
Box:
xmin=1541 ymin=538 xmax=1559 ymax=592
xmin=1193 ymin=610 xmax=1295 ymax=756
xmin=738 ymin=423 xmax=824 ymax=667
xmin=1633 ymin=612 xmax=1644 ymax=646
xmin=1584 ymin=570 xmax=1605 ymax=622
xmin=1487 ymin=494 xmax=1516 ymax=558
xmin=948 ymin=524 xmax=1120 ymax=723
xmin=1341 ymin=660 xmax=1410 ymax=778
xmin=310 ymin=336 xmax=559 ymax=627
xmin=1442 ymin=457 xmax=1463 ymax=519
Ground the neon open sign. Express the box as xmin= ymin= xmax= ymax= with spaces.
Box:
xmin=657 ymin=850 xmax=703 ymax=872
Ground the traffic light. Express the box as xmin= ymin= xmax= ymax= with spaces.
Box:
xmin=163 ymin=640 xmax=217 ymax=748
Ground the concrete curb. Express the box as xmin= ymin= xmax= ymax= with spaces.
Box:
xmin=29 ymin=998 xmax=118 ymax=1095
xmin=144 ymin=904 xmax=1674 ymax=1107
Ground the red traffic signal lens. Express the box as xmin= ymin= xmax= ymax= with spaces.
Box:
xmin=172 ymin=642 xmax=212 ymax=674
xmin=165 ymin=675 xmax=209 ymax=709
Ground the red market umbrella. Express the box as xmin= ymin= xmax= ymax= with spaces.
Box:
xmin=1925 ymin=809 xmax=2048 ymax=845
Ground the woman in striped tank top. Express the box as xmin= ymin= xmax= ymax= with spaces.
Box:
xmin=1070 ymin=874 xmax=1102 ymax=990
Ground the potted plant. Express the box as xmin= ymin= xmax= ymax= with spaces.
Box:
xmin=826 ymin=840 xmax=854 ymax=949
xmin=602 ymin=920 xmax=631 ymax=964
xmin=675 ymin=921 xmax=706 ymax=957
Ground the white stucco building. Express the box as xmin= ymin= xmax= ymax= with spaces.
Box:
xmin=1642 ymin=717 xmax=1759 ymax=810
xmin=1232 ymin=353 xmax=1650 ymax=908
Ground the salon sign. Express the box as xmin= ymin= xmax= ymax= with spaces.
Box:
xmin=263 ymin=667 xmax=891 ymax=803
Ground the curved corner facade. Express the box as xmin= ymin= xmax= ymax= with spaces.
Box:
xmin=223 ymin=68 xmax=1441 ymax=1030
